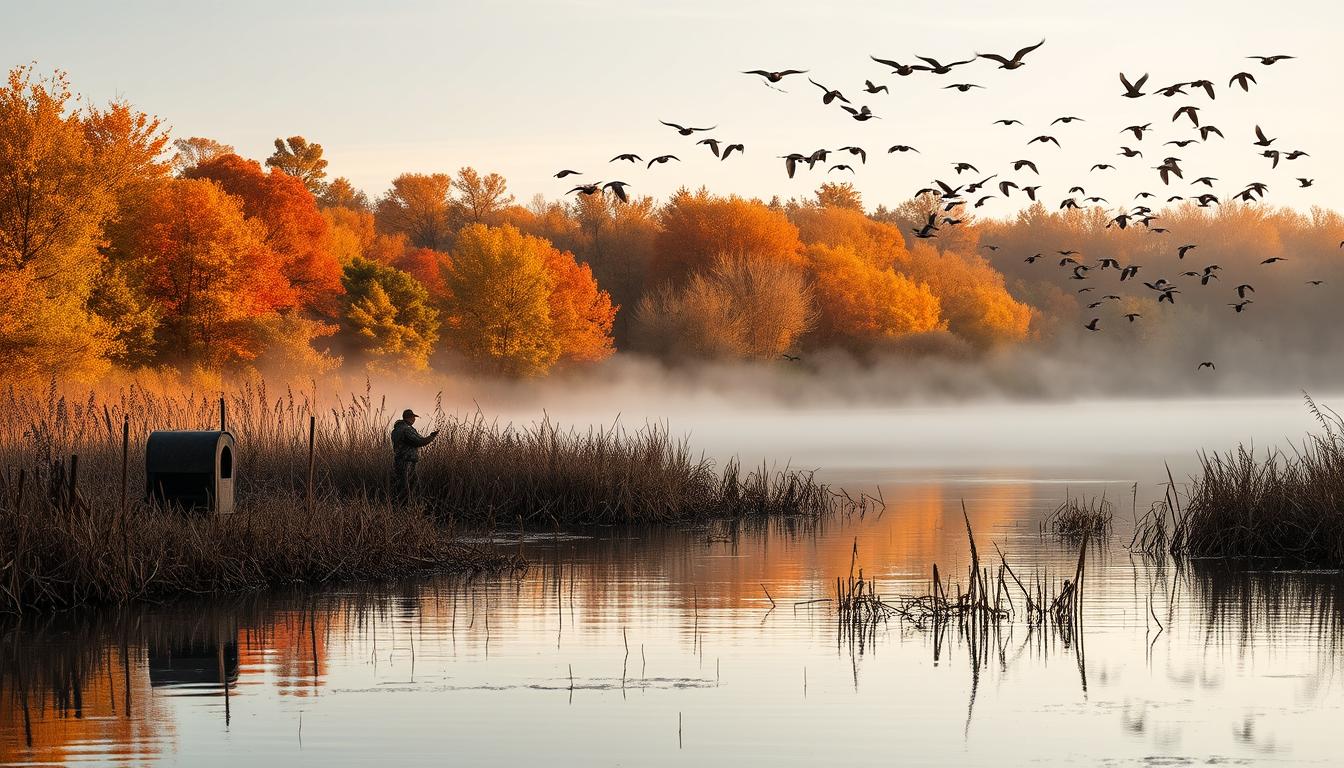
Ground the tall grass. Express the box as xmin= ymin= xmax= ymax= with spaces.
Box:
xmin=0 ymin=378 xmax=860 ymax=612
xmin=1134 ymin=395 xmax=1344 ymax=566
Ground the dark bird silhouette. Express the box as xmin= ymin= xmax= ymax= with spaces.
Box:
xmin=722 ymin=143 xmax=745 ymax=160
xmin=1196 ymin=194 xmax=1220 ymax=207
xmin=998 ymin=180 xmax=1019 ymax=196
xmin=1029 ymin=135 xmax=1061 ymax=147
xmin=1120 ymin=265 xmax=1141 ymax=281
xmin=1229 ymin=72 xmax=1257 ymax=92
xmin=1307 ymin=280 xmax=1325 ymax=286
xmin=1198 ymin=361 xmax=1216 ymax=370
xmin=1052 ymin=116 xmax=1084 ymax=125
xmin=697 ymin=138 xmax=723 ymax=157
xmin=1122 ymin=124 xmax=1153 ymax=140
xmin=1022 ymin=185 xmax=1041 ymax=201
xmin=863 ymin=80 xmax=889 ymax=94
xmin=888 ymin=144 xmax=920 ymax=154
xmin=1119 ymin=72 xmax=1148 ymax=98
xmin=1084 ymin=196 xmax=1108 ymax=204
xmin=1192 ymin=176 xmax=1217 ymax=187
xmin=965 ymin=174 xmax=997 ymax=193
xmin=568 ymin=183 xmax=601 ymax=196
xmin=1088 ymin=300 xmax=1103 ymax=309
xmin=1235 ymin=284 xmax=1254 ymax=298
xmin=975 ymin=195 xmax=996 ymax=208
xmin=1124 ymin=313 xmax=1142 ymax=322
xmin=1084 ymin=318 xmax=1101 ymax=331
xmin=1165 ymin=139 xmax=1198 ymax=148
xmin=1172 ymin=105 xmax=1200 ymax=126
xmin=647 ymin=154 xmax=679 ymax=168
xmin=743 ymin=69 xmax=807 ymax=84
xmin=952 ymin=161 xmax=979 ymax=174
xmin=781 ymin=153 xmax=807 ymax=178
xmin=1261 ymin=149 xmax=1282 ymax=168
xmin=1253 ymin=125 xmax=1276 ymax=146
xmin=610 ymin=153 xmax=641 ymax=163
xmin=809 ymin=78 xmax=850 ymax=105
xmin=1261 ymin=257 xmax=1287 ymax=264
xmin=1284 ymin=150 xmax=1310 ymax=160
xmin=1025 ymin=253 xmax=1043 ymax=263
xmin=1119 ymin=146 xmax=1143 ymax=157
xmin=914 ymin=55 xmax=976 ymax=74
xmin=602 ymin=181 xmax=630 ymax=202
xmin=1188 ymin=79 xmax=1216 ymax=99
xmin=1248 ymin=54 xmax=1294 ymax=65
xmin=841 ymin=104 xmax=878 ymax=121
xmin=1177 ymin=244 xmax=1198 ymax=259
xmin=1156 ymin=83 xmax=1187 ymax=97
xmin=836 ymin=145 xmax=867 ymax=163
xmin=829 ymin=164 xmax=855 ymax=173
xmin=981 ymin=244 xmax=1000 ymax=252
xmin=1298 ymin=177 xmax=1314 ymax=188
xmin=1012 ymin=159 xmax=1039 ymax=173
xmin=870 ymin=56 xmax=924 ymax=76
xmin=1091 ymin=164 xmax=1115 ymax=172
xmin=1059 ymin=197 xmax=1080 ymax=210
xmin=1199 ymin=125 xmax=1225 ymax=140
xmin=911 ymin=213 xmax=939 ymax=239
xmin=994 ymin=119 xmax=1024 ymax=126
xmin=1229 ymin=300 xmax=1252 ymax=313
xmin=944 ymin=83 xmax=984 ymax=92
xmin=781 ymin=353 xmax=801 ymax=362
xmin=978 ymin=39 xmax=1045 ymax=70
xmin=554 ymin=169 xmax=582 ymax=178
xmin=661 ymin=121 xmax=715 ymax=136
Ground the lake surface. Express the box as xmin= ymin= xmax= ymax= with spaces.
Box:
xmin=3 ymin=396 xmax=1342 ymax=766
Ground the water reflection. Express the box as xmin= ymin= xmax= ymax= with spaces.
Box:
xmin=0 ymin=479 xmax=1340 ymax=766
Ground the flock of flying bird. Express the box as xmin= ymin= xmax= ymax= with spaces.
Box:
xmin=552 ymin=42 xmax=1335 ymax=372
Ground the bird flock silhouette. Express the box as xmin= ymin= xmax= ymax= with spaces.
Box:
xmin=555 ymin=42 xmax=1334 ymax=373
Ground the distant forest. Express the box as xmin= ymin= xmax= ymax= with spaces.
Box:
xmin=2 ymin=65 xmax=1340 ymax=385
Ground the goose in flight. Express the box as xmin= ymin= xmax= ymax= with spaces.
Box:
xmin=841 ymin=104 xmax=879 ymax=121
xmin=1172 ymin=105 xmax=1200 ymax=126
xmin=1199 ymin=125 xmax=1225 ymax=140
xmin=554 ymin=169 xmax=582 ymax=178
xmin=567 ymin=183 xmax=601 ymax=196
xmin=646 ymin=154 xmax=680 ymax=168
xmin=888 ymin=144 xmax=919 ymax=154
xmin=870 ymin=56 xmax=924 ymax=76
xmin=1119 ymin=72 xmax=1148 ymax=98
xmin=1122 ymin=124 xmax=1153 ymax=140
xmin=602 ymin=181 xmax=631 ymax=203
xmin=944 ymin=83 xmax=984 ymax=92
xmin=610 ymin=153 xmax=641 ymax=163
xmin=1197 ymin=361 xmax=1216 ymax=370
xmin=1229 ymin=72 xmax=1257 ymax=92
xmin=1029 ymin=135 xmax=1061 ymax=147
xmin=661 ymin=121 xmax=715 ymax=136
xmin=1235 ymin=284 xmax=1254 ymax=298
xmin=1012 ymin=159 xmax=1039 ymax=173
xmin=994 ymin=118 xmax=1024 ymax=126
xmin=977 ymin=39 xmax=1045 ymax=70
xmin=743 ymin=69 xmax=808 ymax=83
xmin=863 ymin=80 xmax=889 ymax=94
xmin=1248 ymin=54 xmax=1294 ymax=65
xmin=721 ymin=143 xmax=744 ymax=160
xmin=915 ymin=55 xmax=977 ymax=74
xmin=809 ymin=78 xmax=850 ymax=105
xmin=1253 ymin=125 xmax=1276 ymax=146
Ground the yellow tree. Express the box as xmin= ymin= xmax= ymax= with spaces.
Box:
xmin=807 ymin=243 xmax=943 ymax=348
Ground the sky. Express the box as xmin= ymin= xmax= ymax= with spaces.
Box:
xmin=2 ymin=0 xmax=1340 ymax=216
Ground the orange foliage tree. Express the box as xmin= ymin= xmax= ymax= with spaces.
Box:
xmin=186 ymin=154 xmax=341 ymax=315
xmin=653 ymin=189 xmax=803 ymax=284
xmin=807 ymin=243 xmax=943 ymax=348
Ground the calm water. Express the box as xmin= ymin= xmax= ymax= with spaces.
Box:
xmin=3 ymin=397 xmax=1342 ymax=766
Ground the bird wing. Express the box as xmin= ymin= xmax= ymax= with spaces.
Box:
xmin=870 ymin=56 xmax=903 ymax=69
xmin=660 ymin=120 xmax=685 ymax=131
xmin=743 ymin=70 xmax=770 ymax=77
xmin=915 ymin=55 xmax=943 ymax=68
xmin=978 ymin=53 xmax=1011 ymax=66
xmin=1012 ymin=39 xmax=1045 ymax=62
xmin=778 ymin=69 xmax=806 ymax=76
xmin=1255 ymin=125 xmax=1267 ymax=142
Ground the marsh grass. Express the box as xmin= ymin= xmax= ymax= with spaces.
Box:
xmin=1042 ymin=493 xmax=1114 ymax=540
xmin=1133 ymin=395 xmax=1344 ymax=566
xmin=0 ymin=378 xmax=860 ymax=612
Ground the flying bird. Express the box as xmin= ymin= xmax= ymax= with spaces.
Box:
xmin=914 ymin=55 xmax=977 ymax=74
xmin=1177 ymin=244 xmax=1198 ymax=259
xmin=697 ymin=138 xmax=723 ymax=157
xmin=722 ymin=143 xmax=745 ymax=160
xmin=829 ymin=164 xmax=855 ymax=173
xmin=1229 ymin=300 xmax=1252 ymax=313
xmin=1261 ymin=257 xmax=1287 ymax=264
xmin=809 ymin=78 xmax=850 ymax=105
xmin=1084 ymin=318 xmax=1101 ymax=331
xmin=870 ymin=56 xmax=925 ymax=76
xmin=1155 ymin=83 xmax=1187 ymax=97
xmin=836 ymin=145 xmax=867 ymax=163
xmin=610 ymin=154 xmax=641 ymax=163
xmin=977 ymin=39 xmax=1045 ymax=70
xmin=1012 ymin=159 xmax=1039 ymax=173
xmin=1197 ymin=361 xmax=1216 ymax=370
xmin=1229 ymin=72 xmax=1257 ymax=92
xmin=1298 ymin=177 xmax=1314 ymax=188
xmin=1022 ymin=186 xmax=1041 ymax=200
xmin=841 ymin=104 xmax=879 ymax=121
xmin=1307 ymin=280 xmax=1325 ymax=286
xmin=1052 ymin=116 xmax=1084 ymax=125
xmin=1029 ymin=135 xmax=1061 ymax=147
xmin=1124 ymin=313 xmax=1142 ymax=322
xmin=1119 ymin=72 xmax=1148 ymax=98
xmin=952 ymin=161 xmax=979 ymax=174
xmin=863 ymin=80 xmax=889 ymax=94
xmin=1091 ymin=164 xmax=1115 ymax=172
xmin=602 ymin=181 xmax=630 ymax=202
xmin=1119 ymin=146 xmax=1144 ymax=157
xmin=994 ymin=119 xmax=1024 ymax=126
xmin=1235 ymin=284 xmax=1254 ymax=299
xmin=1172 ymin=105 xmax=1200 ymax=126
xmin=1248 ymin=54 xmax=1294 ymax=65
xmin=1122 ymin=124 xmax=1153 ymax=140
xmin=554 ymin=169 xmax=582 ymax=178
xmin=888 ymin=144 xmax=920 ymax=154
xmin=1188 ymin=79 xmax=1216 ymax=99
xmin=646 ymin=154 xmax=680 ymax=168
xmin=1253 ymin=125 xmax=1276 ymax=146
xmin=1199 ymin=125 xmax=1225 ymax=140
xmin=1284 ymin=150 xmax=1310 ymax=160
xmin=944 ymin=83 xmax=985 ymax=92
xmin=567 ymin=183 xmax=601 ymax=196
xmin=661 ymin=121 xmax=715 ymax=135
xmin=743 ymin=69 xmax=807 ymax=84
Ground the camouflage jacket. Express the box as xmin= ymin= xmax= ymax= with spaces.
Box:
xmin=391 ymin=420 xmax=434 ymax=463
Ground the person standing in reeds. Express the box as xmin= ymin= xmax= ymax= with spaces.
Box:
xmin=391 ymin=409 xmax=439 ymax=500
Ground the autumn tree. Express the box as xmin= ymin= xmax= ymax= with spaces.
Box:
xmin=376 ymin=173 xmax=456 ymax=250
xmin=906 ymin=244 xmax=1033 ymax=347
xmin=653 ymin=189 xmax=804 ymax=284
xmin=635 ymin=255 xmax=813 ymax=361
xmin=186 ymin=154 xmax=342 ymax=314
xmin=814 ymin=182 xmax=864 ymax=211
xmin=807 ymin=243 xmax=943 ymax=348
xmin=171 ymin=136 xmax=233 ymax=176
xmin=266 ymin=135 xmax=328 ymax=194
xmin=320 ymin=177 xmax=370 ymax=211
xmin=441 ymin=224 xmax=615 ymax=376
xmin=340 ymin=257 xmax=440 ymax=371
xmin=0 ymin=66 xmax=167 ymax=379
xmin=124 ymin=178 xmax=295 ymax=367
xmin=451 ymin=167 xmax=513 ymax=225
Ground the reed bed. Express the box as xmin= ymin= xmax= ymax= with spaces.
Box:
xmin=1041 ymin=494 xmax=1114 ymax=539
xmin=0 ymin=378 xmax=858 ymax=612
xmin=1133 ymin=396 xmax=1344 ymax=566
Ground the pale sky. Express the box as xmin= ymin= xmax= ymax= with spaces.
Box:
xmin=3 ymin=0 xmax=1339 ymax=215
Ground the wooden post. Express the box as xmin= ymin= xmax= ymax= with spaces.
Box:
xmin=306 ymin=415 xmax=316 ymax=517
